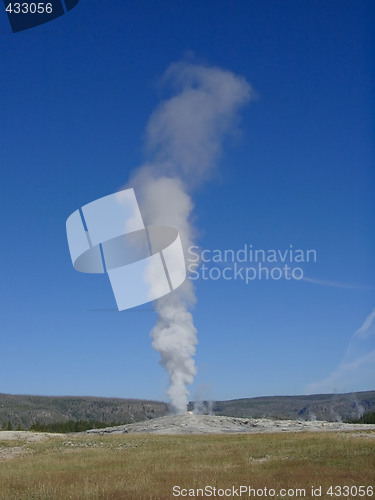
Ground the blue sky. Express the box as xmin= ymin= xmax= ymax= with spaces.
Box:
xmin=0 ymin=0 xmax=374 ymax=403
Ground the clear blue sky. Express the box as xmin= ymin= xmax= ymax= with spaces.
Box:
xmin=0 ymin=0 xmax=374 ymax=402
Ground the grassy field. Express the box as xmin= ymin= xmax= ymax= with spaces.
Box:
xmin=0 ymin=431 xmax=374 ymax=499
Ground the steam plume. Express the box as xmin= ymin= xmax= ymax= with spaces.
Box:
xmin=129 ymin=61 xmax=251 ymax=413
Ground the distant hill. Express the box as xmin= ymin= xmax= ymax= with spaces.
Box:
xmin=0 ymin=394 xmax=169 ymax=430
xmin=1 ymin=390 xmax=374 ymax=429
xmin=190 ymin=391 xmax=375 ymax=422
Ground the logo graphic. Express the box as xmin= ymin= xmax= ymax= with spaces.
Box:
xmin=4 ymin=0 xmax=80 ymax=33
xmin=66 ymin=189 xmax=187 ymax=310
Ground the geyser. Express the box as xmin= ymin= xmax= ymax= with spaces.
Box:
xmin=128 ymin=60 xmax=252 ymax=413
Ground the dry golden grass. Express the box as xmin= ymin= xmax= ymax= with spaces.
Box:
xmin=0 ymin=431 xmax=374 ymax=499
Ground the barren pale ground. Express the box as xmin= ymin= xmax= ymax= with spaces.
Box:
xmin=85 ymin=413 xmax=375 ymax=435
xmin=0 ymin=431 xmax=60 ymax=461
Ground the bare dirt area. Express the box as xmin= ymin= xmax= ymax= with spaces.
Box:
xmin=0 ymin=431 xmax=55 ymax=442
xmin=0 ymin=431 xmax=60 ymax=461
xmin=85 ymin=413 xmax=375 ymax=435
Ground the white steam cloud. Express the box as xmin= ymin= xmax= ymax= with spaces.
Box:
xmin=129 ymin=61 xmax=252 ymax=413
